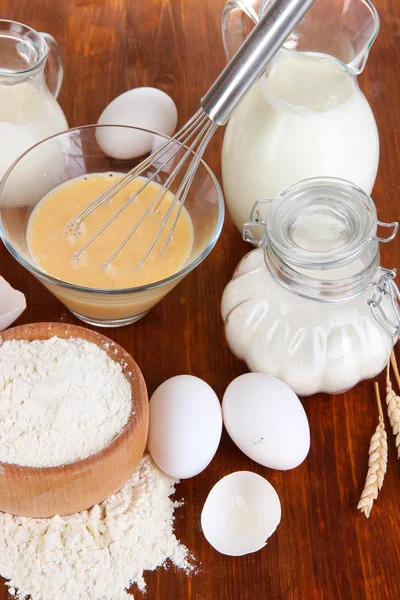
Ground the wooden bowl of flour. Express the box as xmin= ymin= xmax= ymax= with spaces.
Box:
xmin=0 ymin=322 xmax=149 ymax=518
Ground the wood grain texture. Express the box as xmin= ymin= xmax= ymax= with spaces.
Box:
xmin=0 ymin=0 xmax=400 ymax=598
xmin=0 ymin=322 xmax=149 ymax=518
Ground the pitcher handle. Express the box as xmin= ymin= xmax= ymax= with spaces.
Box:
xmin=41 ymin=32 xmax=64 ymax=99
xmin=222 ymin=0 xmax=260 ymax=60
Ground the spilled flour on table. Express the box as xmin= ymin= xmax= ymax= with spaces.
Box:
xmin=0 ymin=455 xmax=194 ymax=600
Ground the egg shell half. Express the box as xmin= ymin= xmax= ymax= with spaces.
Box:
xmin=201 ymin=471 xmax=281 ymax=556
xmin=0 ymin=277 xmax=26 ymax=331
xmin=97 ymin=87 xmax=178 ymax=159
xmin=148 ymin=375 xmax=222 ymax=479
xmin=223 ymin=373 xmax=310 ymax=470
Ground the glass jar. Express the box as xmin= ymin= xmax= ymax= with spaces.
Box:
xmin=221 ymin=178 xmax=399 ymax=396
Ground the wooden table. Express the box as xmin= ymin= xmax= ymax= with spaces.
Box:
xmin=1 ymin=1 xmax=400 ymax=598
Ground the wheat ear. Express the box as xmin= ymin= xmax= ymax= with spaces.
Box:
xmin=357 ymin=382 xmax=388 ymax=518
xmin=386 ymin=352 xmax=400 ymax=459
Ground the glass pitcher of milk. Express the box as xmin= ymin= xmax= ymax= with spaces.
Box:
xmin=221 ymin=0 xmax=380 ymax=232
xmin=0 ymin=20 xmax=68 ymax=180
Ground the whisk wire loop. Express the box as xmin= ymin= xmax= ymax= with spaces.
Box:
xmin=160 ymin=121 xmax=218 ymax=256
xmin=74 ymin=110 xmax=213 ymax=266
xmin=103 ymin=117 xmax=213 ymax=268
xmin=72 ymin=109 xmax=206 ymax=230
xmin=137 ymin=120 xmax=218 ymax=268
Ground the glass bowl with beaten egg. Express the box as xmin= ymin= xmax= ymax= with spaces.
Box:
xmin=0 ymin=125 xmax=224 ymax=327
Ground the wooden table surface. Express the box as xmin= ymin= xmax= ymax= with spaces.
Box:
xmin=1 ymin=0 xmax=400 ymax=598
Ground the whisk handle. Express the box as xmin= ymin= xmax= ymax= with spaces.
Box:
xmin=201 ymin=0 xmax=315 ymax=125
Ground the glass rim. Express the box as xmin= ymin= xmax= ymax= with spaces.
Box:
xmin=0 ymin=19 xmax=48 ymax=76
xmin=0 ymin=124 xmax=225 ymax=296
xmin=266 ymin=177 xmax=378 ymax=270
xmin=262 ymin=0 xmax=380 ymax=76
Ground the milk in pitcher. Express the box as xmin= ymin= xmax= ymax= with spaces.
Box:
xmin=222 ymin=53 xmax=379 ymax=231
xmin=0 ymin=81 xmax=67 ymax=179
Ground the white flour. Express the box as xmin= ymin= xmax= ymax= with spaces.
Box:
xmin=0 ymin=337 xmax=132 ymax=467
xmin=0 ymin=455 xmax=192 ymax=600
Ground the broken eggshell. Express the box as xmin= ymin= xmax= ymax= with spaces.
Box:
xmin=201 ymin=471 xmax=281 ymax=556
xmin=0 ymin=276 xmax=26 ymax=331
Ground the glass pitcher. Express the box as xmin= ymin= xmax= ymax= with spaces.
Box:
xmin=0 ymin=20 xmax=68 ymax=180
xmin=221 ymin=0 xmax=380 ymax=232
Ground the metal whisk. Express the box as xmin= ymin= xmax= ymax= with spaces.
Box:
xmin=73 ymin=0 xmax=315 ymax=268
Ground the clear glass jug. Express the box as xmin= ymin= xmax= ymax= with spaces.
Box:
xmin=0 ymin=20 xmax=68 ymax=180
xmin=221 ymin=0 xmax=380 ymax=232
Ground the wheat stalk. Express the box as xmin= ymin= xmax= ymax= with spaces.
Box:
xmin=357 ymin=382 xmax=388 ymax=518
xmin=386 ymin=352 xmax=400 ymax=459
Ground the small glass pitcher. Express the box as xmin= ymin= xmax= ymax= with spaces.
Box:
xmin=0 ymin=20 xmax=68 ymax=180
xmin=221 ymin=0 xmax=381 ymax=232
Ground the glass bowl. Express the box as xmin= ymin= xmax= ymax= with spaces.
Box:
xmin=0 ymin=125 xmax=224 ymax=327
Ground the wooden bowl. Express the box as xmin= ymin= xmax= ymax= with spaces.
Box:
xmin=0 ymin=322 xmax=149 ymax=518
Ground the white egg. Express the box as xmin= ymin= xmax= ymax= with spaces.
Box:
xmin=148 ymin=375 xmax=222 ymax=479
xmin=223 ymin=373 xmax=310 ymax=470
xmin=201 ymin=471 xmax=281 ymax=556
xmin=0 ymin=277 xmax=26 ymax=331
xmin=96 ymin=87 xmax=178 ymax=159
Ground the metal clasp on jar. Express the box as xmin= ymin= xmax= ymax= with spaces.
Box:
xmin=242 ymin=199 xmax=272 ymax=246
xmin=368 ymin=268 xmax=400 ymax=337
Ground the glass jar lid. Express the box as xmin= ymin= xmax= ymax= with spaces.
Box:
xmin=264 ymin=178 xmax=396 ymax=270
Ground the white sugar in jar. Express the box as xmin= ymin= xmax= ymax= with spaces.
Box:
xmin=222 ymin=178 xmax=400 ymax=396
